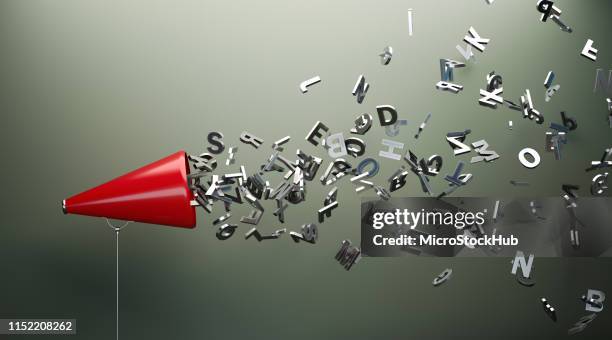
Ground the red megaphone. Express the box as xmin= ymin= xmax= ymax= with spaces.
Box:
xmin=62 ymin=150 xmax=196 ymax=228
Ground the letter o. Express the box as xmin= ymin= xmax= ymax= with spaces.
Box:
xmin=518 ymin=148 xmax=541 ymax=169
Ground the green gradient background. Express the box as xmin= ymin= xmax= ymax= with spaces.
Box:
xmin=1 ymin=0 xmax=611 ymax=339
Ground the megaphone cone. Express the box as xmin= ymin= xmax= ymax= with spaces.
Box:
xmin=62 ymin=151 xmax=196 ymax=228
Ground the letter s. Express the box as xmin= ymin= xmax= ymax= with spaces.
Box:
xmin=476 ymin=212 xmax=486 ymax=225
xmin=207 ymin=132 xmax=225 ymax=154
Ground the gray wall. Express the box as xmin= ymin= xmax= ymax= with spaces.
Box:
xmin=1 ymin=1 xmax=611 ymax=339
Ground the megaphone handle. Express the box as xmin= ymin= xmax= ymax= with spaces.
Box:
xmin=106 ymin=219 xmax=130 ymax=232
xmin=105 ymin=219 xmax=129 ymax=340
xmin=115 ymin=229 xmax=119 ymax=340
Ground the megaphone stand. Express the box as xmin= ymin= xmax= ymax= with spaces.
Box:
xmin=105 ymin=219 xmax=130 ymax=340
xmin=62 ymin=150 xmax=198 ymax=338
